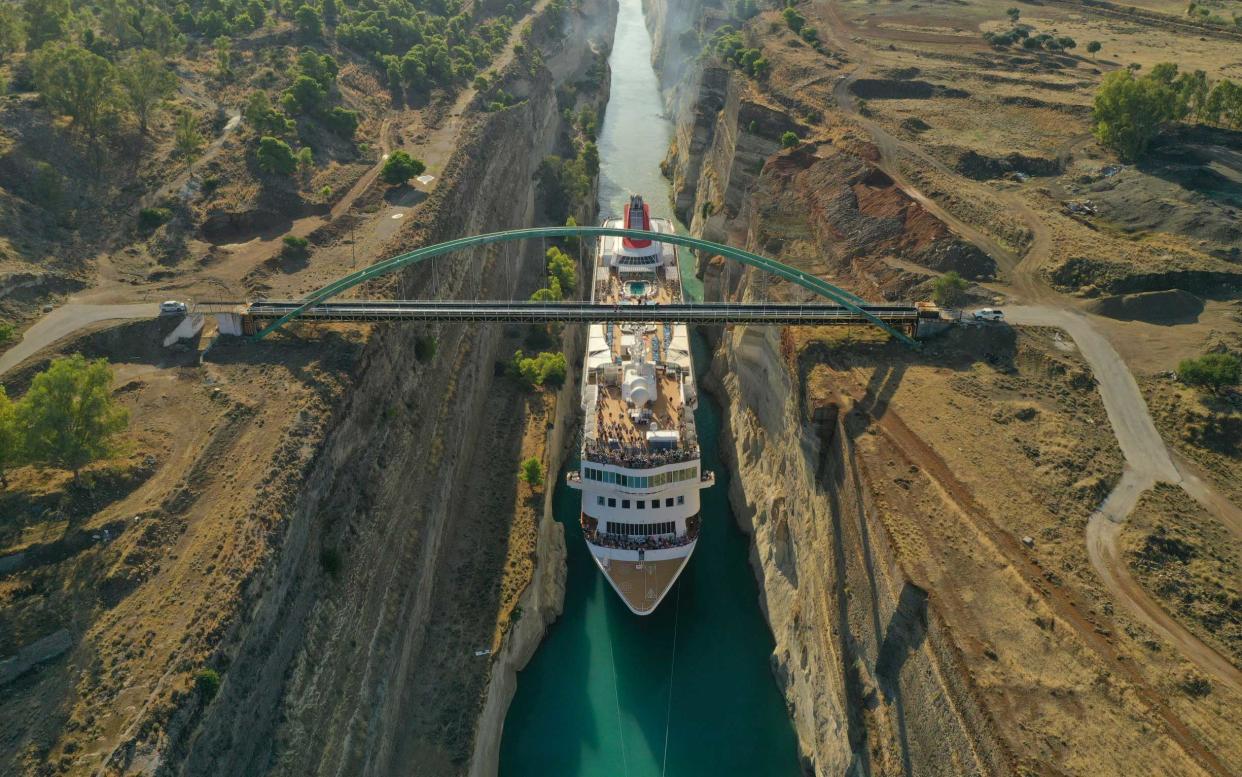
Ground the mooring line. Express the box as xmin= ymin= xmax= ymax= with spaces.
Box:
xmin=661 ymin=579 xmax=683 ymax=777
xmin=606 ymin=614 xmax=631 ymax=777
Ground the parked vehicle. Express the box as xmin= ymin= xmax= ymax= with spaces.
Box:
xmin=972 ymin=308 xmax=1004 ymax=322
xmin=159 ymin=300 xmax=188 ymax=316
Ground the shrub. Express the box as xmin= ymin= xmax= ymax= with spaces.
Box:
xmin=319 ymin=547 xmax=342 ymax=578
xmin=323 ymin=107 xmax=359 ymax=137
xmin=0 ymin=320 xmax=14 ymax=345
xmin=281 ymin=235 xmax=310 ymax=259
xmin=380 ymin=151 xmax=426 ymax=185
xmin=138 ymin=207 xmax=172 ymax=230
xmin=1178 ymin=352 xmax=1240 ymax=391
xmin=519 ymin=456 xmax=544 ymax=487
xmin=782 ymin=7 xmax=805 ymax=33
xmin=780 ymin=131 xmax=799 ymax=148
xmin=414 ymin=336 xmax=437 ymax=363
xmin=195 ymin=668 xmax=221 ymax=701
xmin=931 ymin=271 xmax=970 ymax=308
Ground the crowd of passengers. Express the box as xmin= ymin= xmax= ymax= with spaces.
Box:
xmin=583 ymin=439 xmax=699 ymax=468
xmin=583 ymin=529 xmax=698 ymax=551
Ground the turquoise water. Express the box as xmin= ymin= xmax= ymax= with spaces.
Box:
xmin=498 ymin=0 xmax=801 ymax=773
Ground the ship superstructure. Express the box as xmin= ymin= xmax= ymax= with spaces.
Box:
xmin=566 ymin=195 xmax=714 ymax=615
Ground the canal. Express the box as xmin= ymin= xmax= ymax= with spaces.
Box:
xmin=497 ymin=0 xmax=802 ymax=773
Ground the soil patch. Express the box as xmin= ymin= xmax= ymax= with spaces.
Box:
xmin=849 ymin=78 xmax=970 ymax=100
xmin=1085 ymin=289 xmax=1205 ymax=324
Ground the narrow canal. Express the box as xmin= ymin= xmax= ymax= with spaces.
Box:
xmin=497 ymin=0 xmax=801 ymax=773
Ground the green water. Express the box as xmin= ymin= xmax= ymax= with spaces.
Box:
xmin=498 ymin=1 xmax=801 ymax=773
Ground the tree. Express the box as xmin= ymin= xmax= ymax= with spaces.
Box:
xmin=195 ymin=668 xmax=221 ymax=701
xmin=118 ymin=50 xmax=176 ymax=135
xmin=214 ymin=35 xmax=232 ymax=78
xmin=17 ymin=354 xmax=128 ymax=480
xmin=22 ymin=0 xmax=68 ymax=50
xmin=0 ymin=387 xmax=20 ymax=489
xmin=1086 ymin=40 xmax=1102 ymax=54
xmin=283 ymin=74 xmax=325 ymax=114
xmin=932 ymin=271 xmax=970 ymax=308
xmin=257 ymin=136 xmax=297 ymax=175
xmin=520 ymin=456 xmax=544 ymax=487
xmin=1091 ymin=69 xmax=1182 ymax=161
xmin=380 ymin=150 xmax=425 ymax=185
xmin=32 ymin=43 xmax=118 ymax=139
xmin=546 ymin=246 xmax=577 ymax=292
xmin=780 ymin=130 xmax=799 ymax=148
xmin=1006 ymin=7 xmax=1021 ymax=22
xmin=175 ymin=111 xmax=203 ymax=164
xmin=1178 ymin=352 xmax=1241 ymax=392
xmin=0 ymin=5 xmax=25 ymax=60
xmin=295 ymin=4 xmax=322 ymax=39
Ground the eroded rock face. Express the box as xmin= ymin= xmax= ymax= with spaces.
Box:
xmin=706 ymin=327 xmax=1008 ymax=775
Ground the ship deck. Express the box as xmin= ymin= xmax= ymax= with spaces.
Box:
xmin=597 ymin=555 xmax=688 ymax=614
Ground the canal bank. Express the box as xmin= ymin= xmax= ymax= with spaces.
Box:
xmin=497 ymin=0 xmax=801 ymax=772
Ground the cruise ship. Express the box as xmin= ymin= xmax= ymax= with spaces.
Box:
xmin=566 ymin=195 xmax=715 ymax=615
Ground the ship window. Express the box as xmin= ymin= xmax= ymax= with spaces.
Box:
xmin=622 ymin=499 xmax=630 ymax=509
xmin=608 ymin=498 xmax=616 ymax=507
xmin=677 ymin=495 xmax=685 ymax=505
xmin=665 ymin=498 xmax=674 ymax=507
xmin=597 ymin=496 xmax=605 ymax=506
xmin=637 ymin=500 xmax=645 ymax=509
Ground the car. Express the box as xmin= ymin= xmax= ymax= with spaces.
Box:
xmin=159 ymin=300 xmax=188 ymax=316
xmin=972 ymin=308 xmax=1004 ymax=322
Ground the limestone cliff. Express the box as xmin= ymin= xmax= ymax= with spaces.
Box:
xmin=650 ymin=3 xmax=1010 ymax=772
xmin=155 ymin=3 xmax=616 ymax=775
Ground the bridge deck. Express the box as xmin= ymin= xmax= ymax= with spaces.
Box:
xmin=234 ymin=300 xmax=924 ymax=326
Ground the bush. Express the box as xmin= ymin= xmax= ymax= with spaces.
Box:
xmin=323 ymin=107 xmax=359 ymax=137
xmin=319 ymin=547 xmax=342 ymax=578
xmin=414 ymin=335 xmax=437 ymax=363
xmin=195 ymin=668 xmax=221 ymax=701
xmin=782 ymin=7 xmax=805 ymax=33
xmin=520 ymin=456 xmax=544 ymax=487
xmin=1178 ymin=352 xmax=1240 ymax=391
xmin=380 ymin=151 xmax=426 ymax=185
xmin=780 ymin=131 xmax=799 ymax=148
xmin=138 ymin=207 xmax=172 ymax=230
xmin=281 ymin=235 xmax=310 ymax=259
xmin=0 ymin=320 xmax=14 ymax=345
xmin=932 ymin=271 xmax=970 ymax=308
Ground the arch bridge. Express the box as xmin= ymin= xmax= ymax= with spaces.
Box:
xmin=229 ymin=227 xmax=930 ymax=347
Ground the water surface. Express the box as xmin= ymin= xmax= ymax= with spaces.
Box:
xmin=498 ymin=1 xmax=800 ymax=773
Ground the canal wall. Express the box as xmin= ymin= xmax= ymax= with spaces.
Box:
xmin=650 ymin=2 xmax=1012 ymax=772
xmin=167 ymin=2 xmax=615 ymax=775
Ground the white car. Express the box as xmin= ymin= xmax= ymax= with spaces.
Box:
xmin=159 ymin=300 xmax=188 ymax=316
xmin=972 ymin=308 xmax=1004 ymax=322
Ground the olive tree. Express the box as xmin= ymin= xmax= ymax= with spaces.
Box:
xmin=32 ymin=43 xmax=119 ymax=139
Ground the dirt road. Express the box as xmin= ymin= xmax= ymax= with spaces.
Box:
xmin=1006 ymin=306 xmax=1242 ymax=694
xmin=0 ymin=303 xmax=156 ymax=378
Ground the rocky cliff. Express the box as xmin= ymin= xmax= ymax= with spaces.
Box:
xmin=153 ymin=3 xmax=616 ymax=775
xmin=649 ymin=3 xmax=1009 ymax=772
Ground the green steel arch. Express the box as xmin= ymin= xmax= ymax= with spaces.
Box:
xmin=253 ymin=227 xmax=918 ymax=346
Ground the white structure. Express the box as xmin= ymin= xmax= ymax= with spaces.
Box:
xmin=566 ymin=195 xmax=714 ymax=615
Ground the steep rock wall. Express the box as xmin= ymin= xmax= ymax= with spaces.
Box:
xmin=650 ymin=2 xmax=1009 ymax=772
xmin=163 ymin=5 xmax=615 ymax=776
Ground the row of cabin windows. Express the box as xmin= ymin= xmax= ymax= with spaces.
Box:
xmin=606 ymin=521 xmax=676 ymax=537
xmin=617 ymin=255 xmax=659 ymax=266
xmin=596 ymin=495 xmax=685 ymax=509
xmin=582 ymin=466 xmax=696 ymax=489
